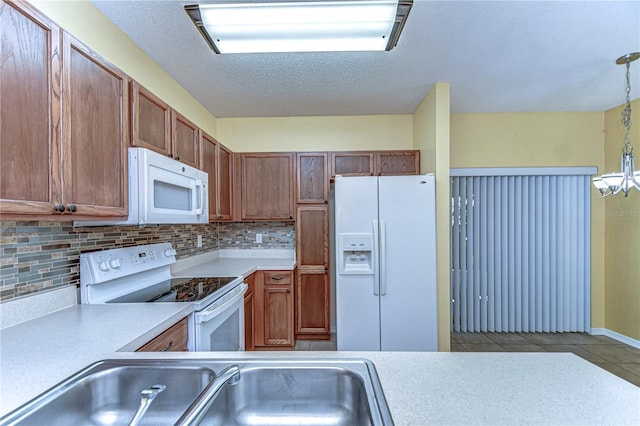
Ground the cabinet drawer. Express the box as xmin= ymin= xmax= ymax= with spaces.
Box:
xmin=263 ymin=271 xmax=292 ymax=286
xmin=136 ymin=317 xmax=188 ymax=352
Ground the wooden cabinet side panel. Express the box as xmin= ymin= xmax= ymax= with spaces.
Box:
xmin=200 ymin=132 xmax=218 ymax=221
xmin=216 ymin=144 xmax=233 ymax=220
xmin=62 ymin=32 xmax=128 ymax=217
xmin=131 ymin=81 xmax=170 ymax=155
xmin=244 ymin=290 xmax=255 ymax=351
xmin=0 ymin=0 xmax=61 ymax=214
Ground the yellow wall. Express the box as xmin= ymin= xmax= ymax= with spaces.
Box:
xmin=450 ymin=112 xmax=607 ymax=330
xmin=604 ymin=99 xmax=640 ymax=340
xmin=216 ymin=115 xmax=413 ymax=152
xmin=413 ymin=83 xmax=451 ymax=351
xmin=29 ymin=0 xmax=218 ymax=138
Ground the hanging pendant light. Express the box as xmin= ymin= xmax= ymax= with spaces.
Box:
xmin=593 ymin=52 xmax=640 ymax=197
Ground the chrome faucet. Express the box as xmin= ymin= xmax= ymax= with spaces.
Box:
xmin=175 ymin=365 xmax=241 ymax=425
xmin=128 ymin=384 xmax=166 ymax=426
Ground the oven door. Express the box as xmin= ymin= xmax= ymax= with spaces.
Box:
xmin=194 ymin=283 xmax=247 ymax=351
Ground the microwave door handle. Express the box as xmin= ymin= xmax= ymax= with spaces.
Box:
xmin=195 ymin=179 xmax=204 ymax=215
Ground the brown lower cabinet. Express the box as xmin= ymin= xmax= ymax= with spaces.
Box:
xmin=250 ymin=270 xmax=295 ymax=350
xmin=136 ymin=317 xmax=189 ymax=352
xmin=243 ymin=272 xmax=256 ymax=351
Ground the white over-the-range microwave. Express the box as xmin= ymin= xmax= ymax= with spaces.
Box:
xmin=75 ymin=147 xmax=208 ymax=227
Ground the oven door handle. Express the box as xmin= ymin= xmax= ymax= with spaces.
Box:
xmin=195 ymin=284 xmax=247 ymax=324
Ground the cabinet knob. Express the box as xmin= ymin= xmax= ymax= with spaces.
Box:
xmin=168 ymin=154 xmax=174 ymax=158
xmin=217 ymin=215 xmax=223 ymax=219
xmin=176 ymin=156 xmax=180 ymax=161
xmin=54 ymin=204 xmax=65 ymax=213
xmin=66 ymin=204 xmax=77 ymax=213
xmin=286 ymin=289 xmax=290 ymax=293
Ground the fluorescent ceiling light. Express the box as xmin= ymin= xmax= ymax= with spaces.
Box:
xmin=185 ymin=1 xmax=413 ymax=54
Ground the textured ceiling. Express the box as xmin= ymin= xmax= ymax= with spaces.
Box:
xmin=92 ymin=0 xmax=640 ymax=118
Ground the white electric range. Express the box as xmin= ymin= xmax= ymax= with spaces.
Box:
xmin=80 ymin=243 xmax=247 ymax=351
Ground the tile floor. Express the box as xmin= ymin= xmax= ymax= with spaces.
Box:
xmin=451 ymin=332 xmax=640 ymax=387
xmin=295 ymin=332 xmax=640 ymax=387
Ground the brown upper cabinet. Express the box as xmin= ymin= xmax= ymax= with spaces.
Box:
xmin=171 ymin=110 xmax=199 ymax=169
xmin=131 ymin=82 xmax=170 ymax=155
xmin=296 ymin=152 xmax=329 ymax=204
xmin=330 ymin=151 xmax=374 ymax=177
xmin=237 ymin=153 xmax=294 ymax=220
xmin=1 ymin=0 xmax=128 ymax=219
xmin=200 ymin=132 xmax=233 ymax=221
xmin=330 ymin=150 xmax=420 ymax=177
xmin=131 ymin=83 xmax=199 ymax=169
xmin=375 ymin=151 xmax=420 ymax=175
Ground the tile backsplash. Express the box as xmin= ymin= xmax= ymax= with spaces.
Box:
xmin=0 ymin=220 xmax=294 ymax=301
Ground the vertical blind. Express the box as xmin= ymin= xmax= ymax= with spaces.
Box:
xmin=450 ymin=169 xmax=592 ymax=333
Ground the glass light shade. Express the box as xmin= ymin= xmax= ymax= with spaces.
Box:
xmin=189 ymin=1 xmax=410 ymax=54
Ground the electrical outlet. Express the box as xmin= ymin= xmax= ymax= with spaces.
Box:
xmin=256 ymin=233 xmax=262 ymax=244
xmin=197 ymin=235 xmax=202 ymax=248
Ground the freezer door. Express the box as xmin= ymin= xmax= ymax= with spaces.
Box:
xmin=335 ymin=176 xmax=381 ymax=350
xmin=378 ymin=175 xmax=438 ymax=351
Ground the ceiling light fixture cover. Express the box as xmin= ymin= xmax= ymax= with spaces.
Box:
xmin=185 ymin=0 xmax=413 ymax=54
xmin=592 ymin=52 xmax=640 ymax=197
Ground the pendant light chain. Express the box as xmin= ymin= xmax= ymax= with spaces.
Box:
xmin=622 ymin=57 xmax=633 ymax=154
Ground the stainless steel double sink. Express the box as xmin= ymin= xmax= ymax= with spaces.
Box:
xmin=1 ymin=359 xmax=393 ymax=426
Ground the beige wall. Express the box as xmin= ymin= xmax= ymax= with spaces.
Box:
xmin=413 ymin=83 xmax=451 ymax=351
xmin=603 ymin=99 xmax=640 ymax=340
xmin=216 ymin=115 xmax=413 ymax=152
xmin=450 ymin=112 xmax=607 ymax=330
xmin=29 ymin=0 xmax=218 ymax=138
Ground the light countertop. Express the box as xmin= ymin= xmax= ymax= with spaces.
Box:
xmin=171 ymin=248 xmax=296 ymax=277
xmin=2 ymin=249 xmax=638 ymax=424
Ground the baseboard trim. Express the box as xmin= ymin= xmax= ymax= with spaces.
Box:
xmin=591 ymin=328 xmax=640 ymax=349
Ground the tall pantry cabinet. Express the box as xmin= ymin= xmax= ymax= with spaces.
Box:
xmin=1 ymin=0 xmax=128 ymax=219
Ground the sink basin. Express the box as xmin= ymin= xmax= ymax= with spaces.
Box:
xmin=199 ymin=360 xmax=392 ymax=426
xmin=1 ymin=360 xmax=216 ymax=426
xmin=1 ymin=359 xmax=392 ymax=426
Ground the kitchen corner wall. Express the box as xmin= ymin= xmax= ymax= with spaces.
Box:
xmin=0 ymin=221 xmax=294 ymax=302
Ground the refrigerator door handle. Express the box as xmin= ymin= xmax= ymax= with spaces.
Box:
xmin=372 ymin=220 xmax=380 ymax=296
xmin=380 ymin=219 xmax=387 ymax=296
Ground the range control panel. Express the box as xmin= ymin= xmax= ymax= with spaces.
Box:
xmin=80 ymin=243 xmax=177 ymax=285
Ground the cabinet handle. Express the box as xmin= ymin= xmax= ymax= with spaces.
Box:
xmin=66 ymin=204 xmax=77 ymax=213
xmin=217 ymin=214 xmax=223 ymax=219
xmin=272 ymin=277 xmax=283 ymax=281
xmin=161 ymin=341 xmax=174 ymax=352
xmin=289 ymin=216 xmax=293 ymax=219
xmin=53 ymin=204 xmax=66 ymax=213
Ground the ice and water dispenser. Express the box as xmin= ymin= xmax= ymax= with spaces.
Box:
xmin=337 ymin=234 xmax=374 ymax=274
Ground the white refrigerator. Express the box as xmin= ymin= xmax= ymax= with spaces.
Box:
xmin=335 ymin=174 xmax=438 ymax=351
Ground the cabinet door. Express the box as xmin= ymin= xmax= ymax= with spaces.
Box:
xmin=136 ymin=318 xmax=189 ymax=352
xmin=330 ymin=152 xmax=374 ymax=177
xmin=296 ymin=206 xmax=329 ymax=268
xmin=62 ymin=32 xmax=128 ymax=217
xmin=0 ymin=0 xmax=61 ymax=215
xmin=171 ymin=111 xmax=199 ymax=168
xmin=216 ymin=144 xmax=233 ymax=220
xmin=263 ymin=286 xmax=293 ymax=346
xmin=241 ymin=153 xmax=294 ymax=220
xmin=375 ymin=151 xmax=420 ymax=175
xmin=296 ymin=271 xmax=330 ymax=336
xmin=200 ymin=131 xmax=218 ymax=222
xmin=296 ymin=152 xmax=328 ymax=203
xmin=131 ymin=81 xmax=170 ymax=155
